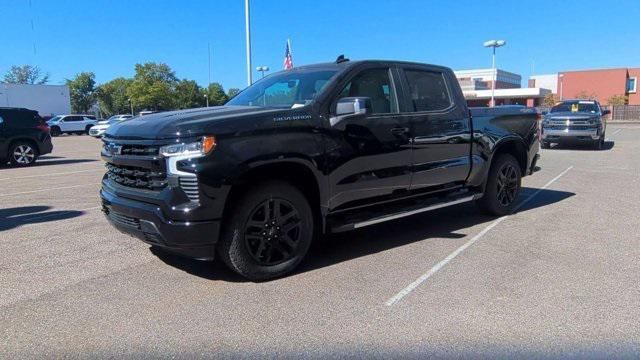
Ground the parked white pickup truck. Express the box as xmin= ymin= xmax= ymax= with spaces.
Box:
xmin=47 ymin=114 xmax=98 ymax=136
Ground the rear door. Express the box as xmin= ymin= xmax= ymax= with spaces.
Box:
xmin=398 ymin=66 xmax=472 ymax=190
xmin=325 ymin=65 xmax=412 ymax=210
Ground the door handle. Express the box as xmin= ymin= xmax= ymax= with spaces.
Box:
xmin=390 ymin=127 xmax=409 ymax=136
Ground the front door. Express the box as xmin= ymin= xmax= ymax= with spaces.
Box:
xmin=325 ymin=67 xmax=412 ymax=210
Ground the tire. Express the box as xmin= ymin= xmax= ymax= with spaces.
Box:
xmin=593 ymin=136 xmax=604 ymax=150
xmin=541 ymin=141 xmax=550 ymax=149
xmin=477 ymin=153 xmax=522 ymax=216
xmin=85 ymin=126 xmax=92 ymax=135
xmin=217 ymin=180 xmax=315 ymax=281
xmin=50 ymin=126 xmax=61 ymax=137
xmin=8 ymin=141 xmax=39 ymax=167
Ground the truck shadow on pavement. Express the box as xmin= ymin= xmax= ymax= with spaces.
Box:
xmin=152 ymin=187 xmax=575 ymax=282
xmin=0 ymin=206 xmax=85 ymax=232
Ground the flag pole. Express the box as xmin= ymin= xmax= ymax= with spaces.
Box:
xmin=244 ymin=0 xmax=252 ymax=86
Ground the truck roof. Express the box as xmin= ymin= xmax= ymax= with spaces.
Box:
xmin=294 ymin=59 xmax=452 ymax=73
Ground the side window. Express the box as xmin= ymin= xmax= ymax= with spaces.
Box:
xmin=404 ymin=70 xmax=452 ymax=112
xmin=68 ymin=116 xmax=81 ymax=122
xmin=338 ymin=68 xmax=397 ymax=114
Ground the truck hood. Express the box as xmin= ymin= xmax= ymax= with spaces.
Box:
xmin=105 ymin=106 xmax=280 ymax=140
xmin=546 ymin=111 xmax=598 ymax=120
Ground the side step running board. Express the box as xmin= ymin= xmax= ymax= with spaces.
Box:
xmin=330 ymin=192 xmax=482 ymax=233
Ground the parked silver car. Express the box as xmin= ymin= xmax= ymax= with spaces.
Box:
xmin=541 ymin=100 xmax=609 ymax=150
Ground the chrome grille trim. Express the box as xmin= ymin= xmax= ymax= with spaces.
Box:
xmin=179 ymin=176 xmax=200 ymax=202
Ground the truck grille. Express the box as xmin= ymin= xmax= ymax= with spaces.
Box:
xmin=106 ymin=163 xmax=167 ymax=190
xmin=179 ymin=176 xmax=200 ymax=202
xmin=120 ymin=144 xmax=160 ymax=156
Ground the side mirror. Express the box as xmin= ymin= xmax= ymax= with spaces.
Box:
xmin=331 ymin=97 xmax=371 ymax=127
xmin=602 ymin=109 xmax=611 ymax=115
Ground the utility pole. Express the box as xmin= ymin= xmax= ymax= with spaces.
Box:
xmin=245 ymin=0 xmax=252 ymax=86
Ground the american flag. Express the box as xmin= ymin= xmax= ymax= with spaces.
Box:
xmin=283 ymin=39 xmax=293 ymax=70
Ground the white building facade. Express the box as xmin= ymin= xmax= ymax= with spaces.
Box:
xmin=0 ymin=83 xmax=71 ymax=117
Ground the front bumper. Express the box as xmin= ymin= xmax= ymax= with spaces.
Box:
xmin=39 ymin=136 xmax=53 ymax=155
xmin=542 ymin=128 xmax=601 ymax=141
xmin=101 ymin=186 xmax=220 ymax=260
xmin=89 ymin=128 xmax=107 ymax=137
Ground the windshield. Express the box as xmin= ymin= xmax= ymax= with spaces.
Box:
xmin=49 ymin=116 xmax=62 ymax=122
xmin=551 ymin=101 xmax=599 ymax=113
xmin=226 ymin=69 xmax=339 ymax=108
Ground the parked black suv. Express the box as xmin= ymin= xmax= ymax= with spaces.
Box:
xmin=101 ymin=59 xmax=540 ymax=280
xmin=0 ymin=107 xmax=53 ymax=166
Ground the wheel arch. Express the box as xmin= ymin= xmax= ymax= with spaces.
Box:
xmin=491 ymin=137 xmax=528 ymax=176
xmin=221 ymin=158 xmax=327 ymax=233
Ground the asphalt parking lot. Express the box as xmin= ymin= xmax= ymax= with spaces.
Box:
xmin=1 ymin=126 xmax=639 ymax=358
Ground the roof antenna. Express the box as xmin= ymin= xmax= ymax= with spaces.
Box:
xmin=336 ymin=55 xmax=349 ymax=64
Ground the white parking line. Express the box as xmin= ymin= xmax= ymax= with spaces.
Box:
xmin=0 ymin=168 xmax=104 ymax=181
xmin=612 ymin=128 xmax=623 ymax=136
xmin=385 ymin=166 xmax=573 ymax=306
xmin=0 ymin=184 xmax=96 ymax=197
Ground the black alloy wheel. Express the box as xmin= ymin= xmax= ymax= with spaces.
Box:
xmin=217 ymin=180 xmax=314 ymax=281
xmin=476 ymin=153 xmax=522 ymax=216
xmin=244 ymin=198 xmax=302 ymax=266
xmin=496 ymin=162 xmax=519 ymax=207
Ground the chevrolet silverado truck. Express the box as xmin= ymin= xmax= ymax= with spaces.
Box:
xmin=541 ymin=99 xmax=609 ymax=150
xmin=101 ymin=58 xmax=540 ymax=280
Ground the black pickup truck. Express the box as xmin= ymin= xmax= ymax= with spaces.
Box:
xmin=101 ymin=58 xmax=540 ymax=280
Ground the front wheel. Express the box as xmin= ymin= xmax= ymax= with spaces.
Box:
xmin=50 ymin=126 xmax=61 ymax=137
xmin=9 ymin=142 xmax=38 ymax=167
xmin=593 ymin=136 xmax=604 ymax=150
xmin=217 ymin=180 xmax=315 ymax=281
xmin=477 ymin=154 xmax=522 ymax=216
xmin=541 ymin=141 xmax=550 ymax=149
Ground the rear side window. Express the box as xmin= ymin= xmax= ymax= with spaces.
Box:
xmin=404 ymin=70 xmax=452 ymax=112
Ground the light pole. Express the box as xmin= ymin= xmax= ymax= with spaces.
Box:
xmin=204 ymin=93 xmax=209 ymax=107
xmin=128 ymin=98 xmax=133 ymax=115
xmin=483 ymin=39 xmax=506 ymax=107
xmin=244 ymin=0 xmax=252 ymax=86
xmin=559 ymin=73 xmax=565 ymax=100
xmin=256 ymin=66 xmax=270 ymax=78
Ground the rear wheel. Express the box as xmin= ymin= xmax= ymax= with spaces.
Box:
xmin=85 ymin=125 xmax=92 ymax=135
xmin=477 ymin=154 xmax=521 ymax=216
xmin=217 ymin=180 xmax=314 ymax=281
xmin=541 ymin=141 xmax=550 ymax=149
xmin=9 ymin=141 xmax=38 ymax=167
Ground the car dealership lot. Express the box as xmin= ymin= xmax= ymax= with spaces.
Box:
xmin=1 ymin=126 xmax=639 ymax=358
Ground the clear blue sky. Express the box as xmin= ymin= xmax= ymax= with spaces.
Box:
xmin=2 ymin=0 xmax=639 ymax=90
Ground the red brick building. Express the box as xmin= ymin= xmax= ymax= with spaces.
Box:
xmin=557 ymin=68 xmax=639 ymax=105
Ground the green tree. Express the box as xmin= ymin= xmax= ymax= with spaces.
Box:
xmin=542 ymin=93 xmax=560 ymax=107
xmin=3 ymin=65 xmax=50 ymax=84
xmin=175 ymin=79 xmax=205 ymax=109
xmin=96 ymin=77 xmax=133 ymax=116
xmin=606 ymin=94 xmax=628 ymax=106
xmin=206 ymin=82 xmax=228 ymax=106
xmin=126 ymin=62 xmax=178 ymax=111
xmin=227 ymin=88 xmax=241 ymax=99
xmin=66 ymin=72 xmax=96 ymax=113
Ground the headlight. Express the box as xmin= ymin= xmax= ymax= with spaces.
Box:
xmin=159 ymin=136 xmax=216 ymax=157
